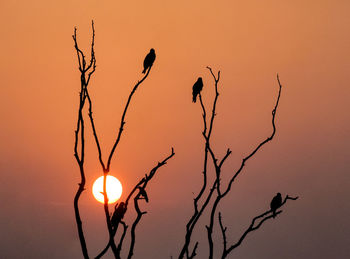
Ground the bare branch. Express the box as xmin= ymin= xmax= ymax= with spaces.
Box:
xmin=127 ymin=190 xmax=147 ymax=259
xmin=117 ymin=221 xmax=128 ymax=254
xmin=125 ymin=148 xmax=175 ymax=206
xmin=106 ymin=67 xmax=153 ymax=171
xmin=72 ymin=27 xmax=84 ymax=72
xmin=223 ymin=74 xmax=282 ymax=197
xmin=188 ymin=242 xmax=198 ymax=259
xmin=222 ymin=195 xmax=298 ymax=258
xmin=95 ymin=69 xmax=156 ymax=258
xmin=206 ymin=75 xmax=283 ymax=259
xmin=80 ymin=43 xmax=157 ymax=258
xmin=186 ymin=94 xmax=208 ymax=230
xmin=86 ymin=21 xmax=96 ymax=72
xmin=218 ymin=212 xmax=227 ymax=258
xmin=126 ymin=149 xmax=175 ymax=259
xmin=85 ymin=88 xmax=106 ymax=171
xmin=96 ymin=149 xmax=175 ymax=259
xmin=206 ymin=66 xmax=220 ymax=140
xmin=72 ymin=22 xmax=98 ymax=259
xmin=179 ymin=67 xmax=226 ymax=259
xmin=198 ymin=94 xmax=207 ymax=135
xmin=219 ymin=149 xmax=232 ymax=168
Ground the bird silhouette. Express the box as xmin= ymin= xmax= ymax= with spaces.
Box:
xmin=142 ymin=48 xmax=156 ymax=73
xmin=192 ymin=77 xmax=203 ymax=103
xmin=138 ymin=186 xmax=149 ymax=203
xmin=111 ymin=202 xmax=127 ymax=228
xmin=270 ymin=193 xmax=282 ymax=218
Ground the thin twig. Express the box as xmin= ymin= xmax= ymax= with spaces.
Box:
xmin=218 ymin=212 xmax=227 ymax=258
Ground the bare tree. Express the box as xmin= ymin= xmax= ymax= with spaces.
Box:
xmin=72 ymin=23 xmax=297 ymax=259
xmin=72 ymin=22 xmax=174 ymax=259
xmin=178 ymin=68 xmax=298 ymax=259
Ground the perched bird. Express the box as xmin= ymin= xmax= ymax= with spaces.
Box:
xmin=138 ymin=186 xmax=149 ymax=203
xmin=270 ymin=193 xmax=282 ymax=218
xmin=142 ymin=48 xmax=156 ymax=73
xmin=192 ymin=77 xmax=203 ymax=103
xmin=111 ymin=202 xmax=127 ymax=228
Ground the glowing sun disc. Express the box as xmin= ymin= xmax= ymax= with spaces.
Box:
xmin=92 ymin=175 xmax=122 ymax=204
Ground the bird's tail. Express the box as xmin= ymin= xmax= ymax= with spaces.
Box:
xmin=272 ymin=211 xmax=276 ymax=219
xmin=192 ymin=94 xmax=197 ymax=103
xmin=142 ymin=69 xmax=146 ymax=74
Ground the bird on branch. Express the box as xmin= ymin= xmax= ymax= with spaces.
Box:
xmin=142 ymin=48 xmax=156 ymax=73
xmin=111 ymin=202 xmax=127 ymax=228
xmin=192 ymin=77 xmax=203 ymax=103
xmin=137 ymin=186 xmax=149 ymax=203
xmin=270 ymin=193 xmax=282 ymax=218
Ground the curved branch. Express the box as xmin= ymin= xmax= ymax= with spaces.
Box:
xmin=127 ymin=149 xmax=175 ymax=259
xmin=222 ymin=195 xmax=298 ymax=258
xmin=222 ymin=74 xmax=282 ymax=197
xmin=127 ymin=190 xmax=147 ymax=259
xmin=106 ymin=67 xmax=153 ymax=171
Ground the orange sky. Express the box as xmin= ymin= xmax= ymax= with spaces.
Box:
xmin=1 ymin=0 xmax=349 ymax=258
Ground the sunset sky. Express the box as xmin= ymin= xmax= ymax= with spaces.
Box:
xmin=1 ymin=0 xmax=349 ymax=258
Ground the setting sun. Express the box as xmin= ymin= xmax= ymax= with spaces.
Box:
xmin=92 ymin=175 xmax=122 ymax=204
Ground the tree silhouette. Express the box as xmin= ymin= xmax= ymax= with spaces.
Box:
xmin=72 ymin=22 xmax=174 ymax=259
xmin=72 ymin=22 xmax=297 ymax=259
xmin=178 ymin=67 xmax=298 ymax=259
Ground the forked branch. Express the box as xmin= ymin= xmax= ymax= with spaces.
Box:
xmin=72 ymin=20 xmax=96 ymax=259
xmin=127 ymin=148 xmax=175 ymax=259
xmin=95 ymin=149 xmax=175 ymax=259
xmin=206 ymin=74 xmax=283 ymax=259
xmin=81 ymin=38 xmax=156 ymax=258
xmin=220 ymin=195 xmax=298 ymax=258
xmin=179 ymin=67 xmax=227 ymax=259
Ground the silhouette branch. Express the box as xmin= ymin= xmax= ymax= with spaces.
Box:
xmin=72 ymin=21 xmax=97 ymax=259
xmin=127 ymin=148 xmax=175 ymax=259
xmin=205 ymin=74 xmax=283 ymax=259
xmin=179 ymin=67 xmax=227 ymax=259
xmin=106 ymin=67 xmax=153 ymax=171
xmin=179 ymin=95 xmax=209 ymax=259
xmin=221 ymin=195 xmax=298 ymax=258
xmin=222 ymin=75 xmax=282 ymax=197
xmin=179 ymin=70 xmax=290 ymax=259
xmin=218 ymin=212 xmax=227 ymax=257
xmin=81 ymin=41 xmax=156 ymax=258
xmin=117 ymin=221 xmax=128 ymax=253
xmin=99 ymin=67 xmax=154 ymax=259
xmin=95 ymin=149 xmax=175 ymax=259
xmin=188 ymin=242 xmax=198 ymax=259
